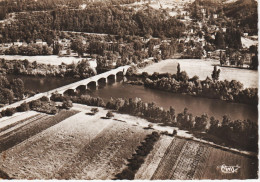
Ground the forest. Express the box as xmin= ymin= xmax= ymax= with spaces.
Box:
xmin=0 ymin=4 xmax=186 ymax=43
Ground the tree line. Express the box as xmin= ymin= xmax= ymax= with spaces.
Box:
xmin=3 ymin=44 xmax=52 ymax=56
xmin=127 ymin=65 xmax=258 ymax=106
xmin=49 ymin=92 xmax=258 ymax=152
xmin=0 ymin=58 xmax=96 ymax=79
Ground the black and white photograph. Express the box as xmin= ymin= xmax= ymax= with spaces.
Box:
xmin=0 ymin=0 xmax=258 ymax=180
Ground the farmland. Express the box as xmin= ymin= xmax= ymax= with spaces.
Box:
xmin=138 ymin=59 xmax=258 ymax=88
xmin=0 ymin=105 xmax=152 ymax=179
xmin=0 ymin=104 xmax=258 ymax=179
xmin=136 ymin=137 xmax=258 ymax=180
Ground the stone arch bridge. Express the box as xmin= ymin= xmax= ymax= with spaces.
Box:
xmin=0 ymin=66 xmax=131 ymax=112
xmin=47 ymin=65 xmax=131 ymax=95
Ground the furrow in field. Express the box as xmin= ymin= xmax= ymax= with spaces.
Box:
xmin=0 ymin=114 xmax=48 ymax=138
xmin=192 ymin=146 xmax=212 ymax=179
xmin=0 ymin=110 xmax=78 ymax=153
xmin=57 ymin=121 xmax=151 ymax=180
xmin=0 ymin=111 xmax=112 ymax=179
xmin=186 ymin=144 xmax=208 ymax=179
xmin=198 ymin=147 xmax=258 ymax=179
xmin=0 ymin=111 xmax=38 ymax=129
xmin=151 ymin=138 xmax=186 ymax=180
xmin=170 ymin=141 xmax=200 ymax=180
xmin=134 ymin=135 xmax=173 ymax=180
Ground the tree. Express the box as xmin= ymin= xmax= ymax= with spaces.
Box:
xmin=71 ymin=38 xmax=85 ymax=57
xmin=53 ymin=42 xmax=62 ymax=55
xmin=106 ymin=111 xmax=114 ymax=118
xmin=0 ymin=88 xmax=14 ymax=104
xmin=0 ymin=76 xmax=10 ymax=88
xmin=172 ymin=129 xmax=177 ymax=136
xmin=214 ymin=31 xmax=225 ymax=49
xmin=177 ymin=63 xmax=181 ymax=79
xmin=178 ymin=71 xmax=189 ymax=82
xmin=211 ymin=66 xmax=220 ymax=81
xmin=62 ymin=99 xmax=73 ymax=109
xmin=11 ymin=78 xmax=25 ymax=100
xmin=17 ymin=102 xmax=30 ymax=112
xmin=194 ymin=114 xmax=208 ymax=131
xmin=251 ymin=55 xmax=258 ymax=70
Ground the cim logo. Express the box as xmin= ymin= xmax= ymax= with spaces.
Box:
xmin=219 ymin=164 xmax=240 ymax=174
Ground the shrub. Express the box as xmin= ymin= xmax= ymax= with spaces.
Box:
xmin=116 ymin=169 xmax=135 ymax=180
xmin=62 ymin=99 xmax=73 ymax=109
xmin=3 ymin=108 xmax=16 ymax=116
xmin=40 ymin=96 xmax=49 ymax=102
xmin=173 ymin=129 xmax=177 ymax=136
xmin=91 ymin=108 xmax=99 ymax=114
xmin=106 ymin=111 xmax=114 ymax=118
xmin=29 ymin=99 xmax=41 ymax=109
xmin=50 ymin=92 xmax=65 ymax=102
xmin=16 ymin=102 xmax=30 ymax=112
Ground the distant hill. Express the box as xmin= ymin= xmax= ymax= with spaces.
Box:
xmin=223 ymin=0 xmax=257 ymax=34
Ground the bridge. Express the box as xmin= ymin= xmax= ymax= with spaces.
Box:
xmin=0 ymin=66 xmax=131 ymax=112
xmin=47 ymin=65 xmax=130 ymax=95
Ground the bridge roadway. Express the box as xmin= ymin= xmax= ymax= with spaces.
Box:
xmin=0 ymin=66 xmax=130 ymax=112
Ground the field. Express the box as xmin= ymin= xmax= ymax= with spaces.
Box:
xmin=241 ymin=37 xmax=258 ymax=48
xmin=0 ymin=55 xmax=97 ymax=67
xmin=0 ymin=104 xmax=257 ymax=179
xmin=135 ymin=137 xmax=258 ymax=180
xmin=0 ymin=105 xmax=151 ymax=179
xmin=138 ymin=59 xmax=258 ymax=88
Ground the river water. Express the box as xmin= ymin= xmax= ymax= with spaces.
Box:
xmin=6 ymin=74 xmax=258 ymax=123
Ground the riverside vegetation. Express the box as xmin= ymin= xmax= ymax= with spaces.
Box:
xmin=49 ymin=92 xmax=258 ymax=153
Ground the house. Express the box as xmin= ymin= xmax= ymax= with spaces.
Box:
xmin=243 ymin=33 xmax=248 ymax=36
xmin=213 ymin=14 xmax=218 ymax=19
xmin=184 ymin=15 xmax=189 ymax=20
xmin=222 ymin=28 xmax=226 ymax=33
xmin=36 ymin=39 xmax=43 ymax=45
xmin=13 ymin=42 xmax=23 ymax=47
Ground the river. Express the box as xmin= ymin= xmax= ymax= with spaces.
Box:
xmin=6 ymin=74 xmax=258 ymax=123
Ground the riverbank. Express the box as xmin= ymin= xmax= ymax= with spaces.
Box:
xmin=50 ymin=93 xmax=258 ymax=153
xmin=125 ymin=71 xmax=258 ymax=106
xmin=70 ymin=103 xmax=258 ymax=157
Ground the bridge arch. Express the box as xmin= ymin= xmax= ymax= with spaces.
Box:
xmin=87 ymin=81 xmax=97 ymax=89
xmin=97 ymin=77 xmax=107 ymax=86
xmin=63 ymin=89 xmax=76 ymax=96
xmin=76 ymin=85 xmax=87 ymax=92
xmin=107 ymin=74 xmax=116 ymax=80
xmin=116 ymin=71 xmax=124 ymax=77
